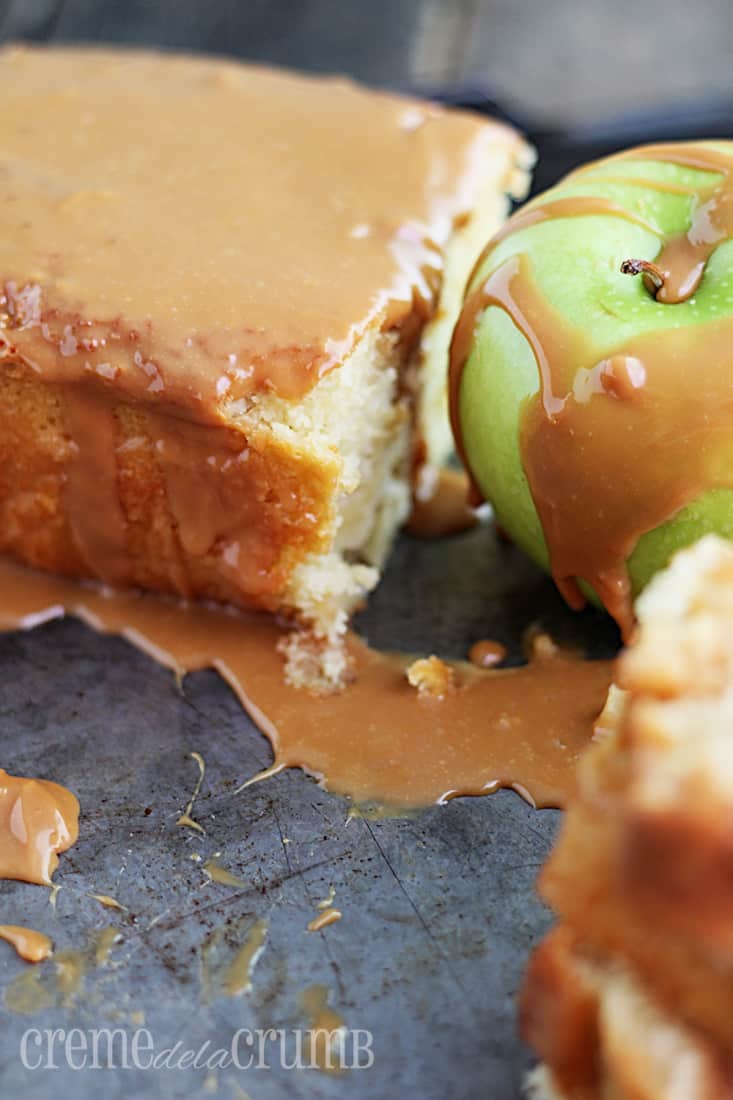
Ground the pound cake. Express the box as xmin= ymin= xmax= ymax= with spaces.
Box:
xmin=522 ymin=536 xmax=733 ymax=1100
xmin=0 ymin=46 xmax=530 ymax=688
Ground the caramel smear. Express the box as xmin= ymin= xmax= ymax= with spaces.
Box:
xmin=0 ymin=767 xmax=79 ymax=884
xmin=203 ymin=859 xmax=249 ymax=890
xmin=89 ymin=893 xmax=126 ymax=911
xmin=316 ymin=886 xmax=336 ymax=909
xmin=200 ymin=916 xmax=269 ymax=1002
xmin=5 ymin=926 xmax=120 ymax=1014
xmin=223 ymin=919 xmax=269 ymax=998
xmin=0 ymin=925 xmax=53 ymax=963
xmin=300 ymin=984 xmax=348 ymax=1074
xmin=450 ymin=143 xmax=733 ymax=637
xmin=0 ymin=557 xmax=611 ymax=811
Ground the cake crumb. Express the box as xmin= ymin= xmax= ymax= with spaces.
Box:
xmin=524 ymin=628 xmax=559 ymax=662
xmin=406 ymin=655 xmax=456 ymax=699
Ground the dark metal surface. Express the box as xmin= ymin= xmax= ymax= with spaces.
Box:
xmin=0 ymin=4 xmax=722 ymax=1096
xmin=0 ymin=524 xmax=618 ymax=1100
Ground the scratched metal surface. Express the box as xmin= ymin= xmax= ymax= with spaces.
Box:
xmin=0 ymin=520 xmax=619 ymax=1100
xmin=0 ymin=2 xmax=705 ymax=1097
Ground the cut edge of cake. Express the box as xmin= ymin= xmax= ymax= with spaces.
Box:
xmin=239 ymin=133 xmax=534 ymax=690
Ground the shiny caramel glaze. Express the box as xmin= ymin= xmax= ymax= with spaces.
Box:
xmin=450 ymin=143 xmax=733 ymax=636
xmin=0 ymin=557 xmax=612 ymax=812
xmin=0 ymin=46 xmax=514 ymax=412
xmin=0 ymin=46 xmax=525 ymax=632
xmin=0 ymin=767 xmax=79 ymax=884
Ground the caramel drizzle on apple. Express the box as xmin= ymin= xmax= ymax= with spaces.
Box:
xmin=604 ymin=143 xmax=733 ymax=304
xmin=450 ymin=143 xmax=733 ymax=636
xmin=452 ymin=196 xmax=660 ymax=499
xmin=462 ymin=196 xmax=659 ymax=308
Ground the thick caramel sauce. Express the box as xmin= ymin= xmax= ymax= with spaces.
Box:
xmin=0 ymin=925 xmax=53 ymax=963
xmin=606 ymin=145 xmax=733 ymax=303
xmin=450 ymin=143 xmax=733 ymax=636
xmin=469 ymin=639 xmax=508 ymax=668
xmin=0 ymin=766 xmax=79 ymax=884
xmin=0 ymin=557 xmax=611 ymax=811
xmin=0 ymin=46 xmax=514 ymax=413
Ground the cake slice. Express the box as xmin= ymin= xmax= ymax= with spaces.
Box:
xmin=522 ymin=536 xmax=733 ymax=1100
xmin=0 ymin=45 xmax=530 ymax=688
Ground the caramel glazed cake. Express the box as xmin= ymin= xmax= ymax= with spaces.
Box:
xmin=523 ymin=536 xmax=733 ymax=1100
xmin=0 ymin=45 xmax=531 ymax=689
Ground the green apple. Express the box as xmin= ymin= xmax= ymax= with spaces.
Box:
xmin=456 ymin=141 xmax=733 ymax=609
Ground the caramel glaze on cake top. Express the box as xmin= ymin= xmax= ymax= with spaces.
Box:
xmin=0 ymin=45 xmax=524 ymax=610
xmin=0 ymin=45 xmax=516 ymax=414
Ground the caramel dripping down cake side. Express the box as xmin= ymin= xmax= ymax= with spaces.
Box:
xmin=521 ymin=535 xmax=733 ymax=1100
xmin=0 ymin=46 xmax=532 ymax=691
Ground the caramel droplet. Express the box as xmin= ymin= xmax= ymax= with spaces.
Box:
xmin=468 ymin=639 xmax=508 ymax=669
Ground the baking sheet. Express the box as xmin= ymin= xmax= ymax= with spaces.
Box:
xmin=1 ymin=4 xmax=729 ymax=1096
xmin=0 ymin=521 xmax=618 ymax=1100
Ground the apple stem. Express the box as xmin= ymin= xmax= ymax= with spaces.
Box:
xmin=620 ymin=258 xmax=666 ymax=297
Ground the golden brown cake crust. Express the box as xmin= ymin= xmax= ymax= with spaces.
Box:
xmin=0 ymin=364 xmax=337 ymax=608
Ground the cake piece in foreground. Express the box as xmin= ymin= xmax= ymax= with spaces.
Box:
xmin=0 ymin=46 xmax=530 ymax=688
xmin=522 ymin=536 xmax=733 ymax=1100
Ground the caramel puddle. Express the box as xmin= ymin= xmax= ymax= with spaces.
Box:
xmin=0 ymin=556 xmax=612 ymax=811
xmin=0 ymin=766 xmax=79 ymax=884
